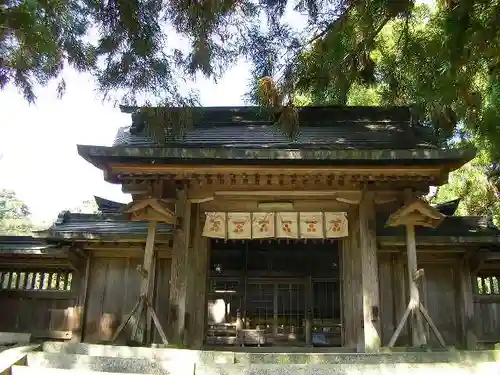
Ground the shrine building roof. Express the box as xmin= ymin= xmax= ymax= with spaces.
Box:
xmin=77 ymin=106 xmax=475 ymax=175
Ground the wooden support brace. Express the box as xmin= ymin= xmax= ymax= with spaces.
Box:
xmin=136 ymin=265 xmax=148 ymax=278
xmin=144 ymin=297 xmax=169 ymax=345
xmin=111 ymin=298 xmax=141 ymax=342
xmin=111 ymin=220 xmax=169 ymax=345
xmin=388 ymin=302 xmax=412 ymax=348
xmin=413 ymin=269 xmax=424 ymax=282
xmin=419 ymin=302 xmax=446 ymax=348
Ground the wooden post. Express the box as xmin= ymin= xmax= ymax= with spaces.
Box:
xmin=406 ymin=224 xmax=427 ymax=347
xmin=187 ymin=204 xmax=210 ymax=348
xmin=77 ymin=252 xmax=91 ymax=342
xmin=386 ymin=194 xmax=446 ymax=349
xmin=342 ymin=206 xmax=363 ymax=351
xmin=459 ymin=258 xmax=477 ymax=349
xmin=359 ymin=190 xmax=381 ymax=352
xmin=168 ymin=188 xmax=192 ymax=345
xmin=135 ymin=220 xmax=157 ymax=343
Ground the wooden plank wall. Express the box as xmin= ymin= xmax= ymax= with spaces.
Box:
xmin=474 ymin=302 xmax=500 ymax=343
xmin=83 ymin=254 xmax=171 ymax=344
xmin=378 ymin=254 xmax=462 ymax=347
xmin=420 ymin=264 xmax=461 ymax=347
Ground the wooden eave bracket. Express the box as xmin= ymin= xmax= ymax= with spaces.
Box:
xmin=123 ymin=198 xmax=176 ymax=224
xmin=385 ymin=198 xmax=445 ymax=228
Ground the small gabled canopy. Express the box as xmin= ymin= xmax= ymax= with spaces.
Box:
xmin=123 ymin=198 xmax=175 ymax=224
xmin=386 ymin=198 xmax=445 ymax=228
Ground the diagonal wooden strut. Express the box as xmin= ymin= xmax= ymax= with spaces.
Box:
xmin=387 ymin=223 xmax=446 ymax=348
xmin=111 ymin=220 xmax=169 ymax=345
xmin=387 ymin=300 xmax=446 ymax=348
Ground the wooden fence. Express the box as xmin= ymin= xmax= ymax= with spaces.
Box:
xmin=0 ymin=267 xmax=78 ymax=341
xmin=474 ymin=272 xmax=500 ymax=346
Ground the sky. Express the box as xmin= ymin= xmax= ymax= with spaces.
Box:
xmin=0 ymin=62 xmax=252 ymax=225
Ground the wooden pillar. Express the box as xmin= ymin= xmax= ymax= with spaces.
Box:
xmin=168 ymin=188 xmax=192 ymax=345
xmin=359 ymin=190 xmax=381 ymax=352
xmin=406 ymin=224 xmax=427 ymax=346
xmin=186 ymin=204 xmax=209 ymax=348
xmin=74 ymin=252 xmax=91 ymax=342
xmin=459 ymin=258 xmax=477 ymax=349
xmin=134 ymin=220 xmax=157 ymax=343
xmin=342 ymin=206 xmax=363 ymax=350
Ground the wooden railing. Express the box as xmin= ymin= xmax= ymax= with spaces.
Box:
xmin=0 ymin=268 xmax=77 ymax=341
xmin=474 ymin=273 xmax=500 ymax=346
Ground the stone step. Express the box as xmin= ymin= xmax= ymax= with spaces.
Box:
xmin=40 ymin=342 xmax=500 ymax=365
xmin=196 ymin=362 xmax=500 ymax=375
xmin=42 ymin=342 xmax=235 ymax=364
xmin=26 ymin=352 xmax=194 ymax=375
xmin=12 ymin=365 xmax=155 ymax=375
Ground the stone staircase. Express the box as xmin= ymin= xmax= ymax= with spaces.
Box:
xmin=8 ymin=342 xmax=500 ymax=375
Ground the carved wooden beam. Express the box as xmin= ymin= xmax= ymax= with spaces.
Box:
xmin=122 ymin=180 xmax=150 ymax=194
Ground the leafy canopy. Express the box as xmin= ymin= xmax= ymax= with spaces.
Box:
xmin=3 ymin=0 xmax=500 ymax=155
xmin=0 ymin=189 xmax=34 ymax=235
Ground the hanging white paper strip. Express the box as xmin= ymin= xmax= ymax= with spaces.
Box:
xmin=203 ymin=212 xmax=227 ymax=238
xmin=227 ymin=212 xmax=252 ymax=239
xmin=299 ymin=212 xmax=325 ymax=239
xmin=276 ymin=212 xmax=299 ymax=238
xmin=324 ymin=212 xmax=348 ymax=238
xmin=252 ymin=212 xmax=275 ymax=239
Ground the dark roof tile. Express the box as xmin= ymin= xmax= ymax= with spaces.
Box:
xmin=94 ymin=196 xmax=126 ymax=214
xmin=112 ymin=106 xmax=438 ymax=150
xmin=378 ymin=216 xmax=500 ymax=237
xmin=36 ymin=212 xmax=173 ymax=239
xmin=0 ymin=236 xmax=58 ymax=254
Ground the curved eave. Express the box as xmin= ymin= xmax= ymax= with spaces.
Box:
xmin=77 ymin=145 xmax=476 ymax=170
xmin=33 ymin=230 xmax=173 ymax=243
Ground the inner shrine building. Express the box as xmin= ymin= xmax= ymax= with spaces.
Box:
xmin=75 ymin=105 xmax=481 ymax=351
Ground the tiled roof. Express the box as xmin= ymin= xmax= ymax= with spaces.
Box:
xmin=433 ymin=198 xmax=461 ymax=216
xmin=113 ymin=106 xmax=438 ymax=150
xmin=34 ymin=212 xmax=173 ymax=240
xmin=31 ymin=208 xmax=500 ymax=243
xmin=0 ymin=236 xmax=58 ymax=254
xmin=94 ymin=196 xmax=126 ymax=214
xmin=378 ymin=216 xmax=500 ymax=237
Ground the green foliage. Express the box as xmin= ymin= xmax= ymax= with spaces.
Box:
xmin=0 ymin=189 xmax=34 ymax=235
xmin=69 ymin=198 xmax=99 ymax=214
xmin=3 ymin=0 xmax=500 ymax=156
xmin=1 ymin=0 xmax=94 ymax=102
xmin=293 ymin=1 xmax=500 ymax=158
xmin=431 ymin=145 xmax=500 ymax=225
